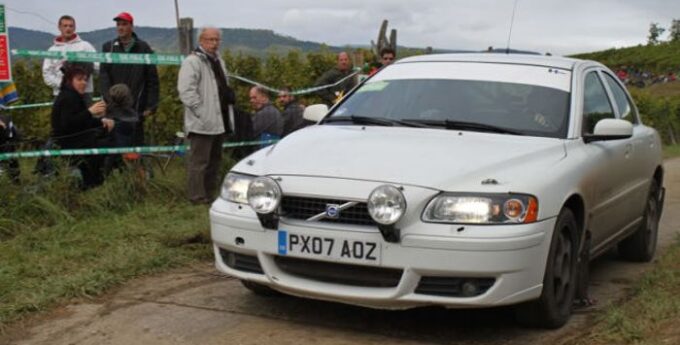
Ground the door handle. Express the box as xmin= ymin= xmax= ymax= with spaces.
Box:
xmin=624 ymin=143 xmax=632 ymax=158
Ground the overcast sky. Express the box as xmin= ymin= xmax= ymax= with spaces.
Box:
xmin=3 ymin=0 xmax=679 ymax=55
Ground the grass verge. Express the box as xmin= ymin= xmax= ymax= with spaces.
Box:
xmin=663 ymin=144 xmax=680 ymax=159
xmin=569 ymin=237 xmax=680 ymax=345
xmin=0 ymin=157 xmax=228 ymax=331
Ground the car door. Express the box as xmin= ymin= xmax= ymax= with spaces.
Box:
xmin=601 ymin=72 xmax=652 ymax=218
xmin=580 ymin=70 xmax=634 ymax=250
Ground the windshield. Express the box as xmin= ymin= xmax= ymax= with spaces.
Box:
xmin=328 ymin=78 xmax=571 ymax=138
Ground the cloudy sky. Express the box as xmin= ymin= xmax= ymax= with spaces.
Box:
xmin=3 ymin=0 xmax=679 ymax=55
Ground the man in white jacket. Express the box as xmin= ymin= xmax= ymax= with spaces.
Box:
xmin=42 ymin=15 xmax=97 ymax=99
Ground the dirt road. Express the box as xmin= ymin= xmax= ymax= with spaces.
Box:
xmin=3 ymin=158 xmax=679 ymax=345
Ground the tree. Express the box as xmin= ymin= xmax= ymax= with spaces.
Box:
xmin=670 ymin=19 xmax=680 ymax=42
xmin=648 ymin=23 xmax=666 ymax=45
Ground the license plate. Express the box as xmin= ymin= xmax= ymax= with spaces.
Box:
xmin=278 ymin=230 xmax=381 ymax=264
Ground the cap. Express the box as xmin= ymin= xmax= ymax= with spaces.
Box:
xmin=113 ymin=12 xmax=134 ymax=24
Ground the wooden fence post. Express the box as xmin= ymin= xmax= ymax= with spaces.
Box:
xmin=178 ymin=17 xmax=194 ymax=55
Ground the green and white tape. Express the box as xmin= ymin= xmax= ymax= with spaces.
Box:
xmin=4 ymin=97 xmax=103 ymax=110
xmin=230 ymin=70 xmax=359 ymax=96
xmin=0 ymin=139 xmax=278 ymax=161
xmin=10 ymin=49 xmax=362 ymax=100
xmin=12 ymin=49 xmax=185 ymax=65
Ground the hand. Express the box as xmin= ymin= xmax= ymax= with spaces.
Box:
xmin=0 ymin=119 xmax=5 ymax=129
xmin=102 ymin=118 xmax=115 ymax=132
xmin=143 ymin=110 xmax=154 ymax=117
xmin=88 ymin=101 xmax=107 ymax=116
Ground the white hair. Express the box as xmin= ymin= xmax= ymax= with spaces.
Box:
xmin=198 ymin=26 xmax=221 ymax=41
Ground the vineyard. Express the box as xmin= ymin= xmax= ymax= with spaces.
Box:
xmin=8 ymin=48 xmax=351 ymax=147
xmin=7 ymin=47 xmax=680 ymax=148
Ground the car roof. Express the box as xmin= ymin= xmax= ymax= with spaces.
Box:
xmin=397 ymin=53 xmax=593 ymax=71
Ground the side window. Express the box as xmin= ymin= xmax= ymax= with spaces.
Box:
xmin=582 ymin=72 xmax=615 ymax=134
xmin=603 ymin=73 xmax=639 ymax=124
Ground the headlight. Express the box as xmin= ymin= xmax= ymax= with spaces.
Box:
xmin=247 ymin=177 xmax=282 ymax=214
xmin=423 ymin=193 xmax=538 ymax=224
xmin=367 ymin=185 xmax=407 ymax=225
xmin=220 ymin=173 xmax=254 ymax=204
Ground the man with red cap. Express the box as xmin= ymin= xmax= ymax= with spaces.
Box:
xmin=100 ymin=12 xmax=159 ymax=147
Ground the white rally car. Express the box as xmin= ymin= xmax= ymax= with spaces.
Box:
xmin=210 ymin=54 xmax=664 ymax=328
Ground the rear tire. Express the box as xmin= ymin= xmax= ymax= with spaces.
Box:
xmin=240 ymin=280 xmax=282 ymax=296
xmin=618 ymin=182 xmax=660 ymax=262
xmin=515 ymin=208 xmax=578 ymax=329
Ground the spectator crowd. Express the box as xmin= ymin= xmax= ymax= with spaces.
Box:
xmin=1 ymin=11 xmax=397 ymax=203
xmin=615 ymin=65 xmax=678 ymax=88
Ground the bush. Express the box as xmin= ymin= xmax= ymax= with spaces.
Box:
xmin=8 ymin=49 xmax=347 ymax=147
xmin=8 ymin=47 xmax=680 ymax=147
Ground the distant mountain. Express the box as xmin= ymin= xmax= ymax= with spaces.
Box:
xmin=8 ymin=26 xmax=527 ymax=58
xmin=9 ymin=26 xmax=335 ymax=56
xmin=7 ymin=27 xmax=54 ymax=51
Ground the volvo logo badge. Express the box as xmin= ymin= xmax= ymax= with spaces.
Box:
xmin=325 ymin=204 xmax=341 ymax=219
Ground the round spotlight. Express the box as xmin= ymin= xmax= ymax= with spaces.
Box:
xmin=367 ymin=185 xmax=406 ymax=225
xmin=461 ymin=281 xmax=479 ymax=297
xmin=503 ymin=199 xmax=525 ymax=220
xmin=247 ymin=177 xmax=282 ymax=214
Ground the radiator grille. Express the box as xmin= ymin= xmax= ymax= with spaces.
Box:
xmin=281 ymin=196 xmax=376 ymax=226
xmin=274 ymin=255 xmax=402 ymax=288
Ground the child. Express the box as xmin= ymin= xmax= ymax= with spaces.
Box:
xmin=103 ymin=83 xmax=139 ymax=172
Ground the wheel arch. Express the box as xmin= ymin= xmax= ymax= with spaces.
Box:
xmin=653 ymin=165 xmax=664 ymax=187
xmin=563 ymin=194 xmax=586 ymax=243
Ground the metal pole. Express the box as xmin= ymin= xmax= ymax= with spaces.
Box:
xmin=174 ymin=0 xmax=182 ymax=53
xmin=174 ymin=0 xmax=181 ymax=27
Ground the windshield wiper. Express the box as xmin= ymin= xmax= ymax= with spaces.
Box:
xmin=324 ymin=115 xmax=428 ymax=128
xmin=401 ymin=119 xmax=523 ymax=135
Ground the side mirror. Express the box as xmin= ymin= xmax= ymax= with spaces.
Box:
xmin=303 ymin=104 xmax=329 ymax=123
xmin=583 ymin=118 xmax=633 ymax=143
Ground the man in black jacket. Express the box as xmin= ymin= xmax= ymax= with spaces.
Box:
xmin=100 ymin=12 xmax=159 ymax=146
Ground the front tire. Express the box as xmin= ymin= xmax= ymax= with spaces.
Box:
xmin=515 ymin=208 xmax=579 ymax=329
xmin=618 ymin=181 xmax=660 ymax=262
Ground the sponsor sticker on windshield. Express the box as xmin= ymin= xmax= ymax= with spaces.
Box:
xmin=357 ymin=81 xmax=389 ymax=93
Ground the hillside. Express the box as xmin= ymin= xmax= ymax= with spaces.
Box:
xmin=9 ymin=26 xmax=473 ymax=58
xmin=9 ymin=26 xmax=335 ymax=55
xmin=573 ymin=41 xmax=680 ymax=72
xmin=644 ymin=81 xmax=680 ymax=97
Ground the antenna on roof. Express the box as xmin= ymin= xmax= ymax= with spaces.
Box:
xmin=505 ymin=0 xmax=520 ymax=54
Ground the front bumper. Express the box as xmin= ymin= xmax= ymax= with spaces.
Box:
xmin=210 ymin=196 xmax=555 ymax=310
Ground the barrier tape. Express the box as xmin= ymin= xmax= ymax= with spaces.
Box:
xmin=9 ymin=49 xmax=361 ymax=106
xmin=230 ymin=70 xmax=359 ymax=96
xmin=12 ymin=49 xmax=184 ymax=65
xmin=0 ymin=139 xmax=278 ymax=161
xmin=4 ymin=101 xmax=53 ymax=110
xmin=4 ymin=97 xmax=103 ymax=110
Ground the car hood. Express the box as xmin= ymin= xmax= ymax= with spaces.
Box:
xmin=235 ymin=125 xmax=567 ymax=191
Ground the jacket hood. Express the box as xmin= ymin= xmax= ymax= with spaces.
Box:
xmin=53 ymin=33 xmax=83 ymax=45
xmin=234 ymin=125 xmax=568 ymax=191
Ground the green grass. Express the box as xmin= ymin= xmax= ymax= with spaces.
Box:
xmin=663 ymin=144 xmax=680 ymax=159
xmin=0 ymin=158 xmax=228 ymax=331
xmin=571 ymin=237 xmax=680 ymax=345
